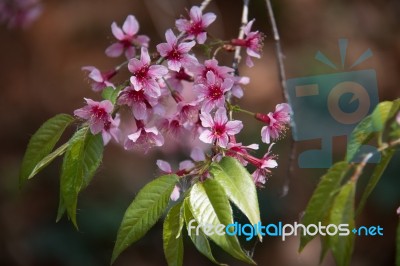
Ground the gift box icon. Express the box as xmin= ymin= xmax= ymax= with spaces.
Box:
xmin=287 ymin=39 xmax=379 ymax=168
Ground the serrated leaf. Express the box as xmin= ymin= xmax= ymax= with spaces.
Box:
xmin=183 ymin=199 xmax=225 ymax=266
xmin=347 ymin=101 xmax=395 ymax=161
xmin=189 ymin=180 xmax=255 ymax=265
xmin=28 ymin=142 xmax=69 ymax=179
xmin=20 ymin=114 xmax=74 ymax=186
xmin=60 ymin=128 xmax=104 ymax=228
xmin=299 ymin=161 xmax=349 ymax=251
xmin=102 ymin=86 xmax=122 ymax=105
xmin=111 ymin=174 xmax=178 ymax=264
xmin=211 ymin=157 xmax=261 ymax=241
xmin=371 ymin=101 xmax=393 ymax=131
xmin=163 ymin=201 xmax=184 ymax=266
xmin=328 ymin=181 xmax=356 ymax=266
xmin=355 ymin=149 xmax=395 ymax=216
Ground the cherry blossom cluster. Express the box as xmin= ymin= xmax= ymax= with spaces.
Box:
xmin=74 ymin=6 xmax=291 ymax=196
xmin=0 ymin=0 xmax=42 ymax=28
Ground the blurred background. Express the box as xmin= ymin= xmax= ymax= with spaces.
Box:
xmin=1 ymin=0 xmax=400 ymax=265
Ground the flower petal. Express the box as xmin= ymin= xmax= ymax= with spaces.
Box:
xmin=122 ymin=15 xmax=139 ymax=36
xmin=111 ymin=22 xmax=124 ymax=40
xmin=156 ymin=160 xmax=172 ymax=173
xmin=105 ymin=42 xmax=124 ymax=57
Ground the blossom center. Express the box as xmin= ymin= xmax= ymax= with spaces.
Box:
xmin=134 ymin=65 xmax=149 ymax=81
xmin=167 ymin=47 xmax=182 ymax=61
xmin=207 ymin=84 xmax=223 ymax=100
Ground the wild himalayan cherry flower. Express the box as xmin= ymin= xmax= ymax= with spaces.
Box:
xmin=124 ymin=124 xmax=164 ymax=152
xmin=117 ymin=85 xmax=158 ymax=120
xmin=175 ymin=6 xmax=216 ymax=44
xmin=257 ymin=103 xmax=291 ymax=144
xmin=225 ymin=138 xmax=259 ymax=166
xmin=156 ymin=29 xmax=197 ymax=71
xmin=245 ymin=146 xmax=277 ymax=187
xmin=82 ymin=66 xmax=116 ymax=92
xmin=231 ymin=19 xmax=264 ymax=67
xmin=74 ymin=98 xmax=118 ymax=145
xmin=191 ymin=59 xmax=233 ymax=83
xmin=156 ymin=159 xmax=195 ymax=201
xmin=128 ymin=47 xmax=168 ymax=98
xmin=199 ymin=108 xmax=243 ymax=148
xmin=195 ymin=71 xmax=233 ymax=112
xmin=176 ymin=101 xmax=200 ymax=126
xmin=165 ymin=67 xmax=193 ymax=93
xmin=105 ymin=15 xmax=150 ymax=59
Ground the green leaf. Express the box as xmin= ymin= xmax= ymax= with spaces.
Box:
xmin=387 ymin=99 xmax=400 ymax=120
xmin=56 ymin=191 xmax=66 ymax=222
xmin=111 ymin=174 xmax=178 ymax=264
xmin=346 ymin=101 xmax=395 ymax=161
xmin=371 ymin=101 xmax=393 ymax=131
xmin=102 ymin=86 xmax=122 ymax=104
xmin=189 ymin=180 xmax=255 ymax=265
xmin=355 ymin=149 xmax=395 ymax=216
xmin=163 ymin=201 xmax=184 ymax=266
xmin=20 ymin=114 xmax=74 ymax=186
xmin=183 ymin=199 xmax=225 ymax=266
xmin=299 ymin=161 xmax=350 ymax=251
xmin=211 ymin=157 xmax=261 ymax=241
xmin=328 ymin=181 xmax=356 ymax=266
xmin=60 ymin=128 xmax=104 ymax=228
xmin=28 ymin=142 xmax=69 ymax=179
xmin=396 ymin=214 xmax=400 ymax=266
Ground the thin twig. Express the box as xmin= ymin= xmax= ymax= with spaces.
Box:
xmin=264 ymin=0 xmax=294 ymax=197
xmin=199 ymin=0 xmax=213 ymax=11
xmin=232 ymin=0 xmax=250 ymax=74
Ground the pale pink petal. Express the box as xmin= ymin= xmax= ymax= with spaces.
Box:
xmin=170 ymin=186 xmax=180 ymax=201
xmin=218 ymin=134 xmax=229 ymax=148
xmin=275 ymin=103 xmax=291 ymax=114
xmin=148 ymin=64 xmax=168 ymax=77
xmin=136 ymin=35 xmax=150 ymax=47
xmin=168 ymin=60 xmax=181 ymax=72
xmin=178 ymin=41 xmax=195 ymax=53
xmin=122 ymin=15 xmax=139 ymax=36
xmin=261 ymin=126 xmax=271 ymax=144
xmin=222 ymin=78 xmax=234 ymax=91
xmin=214 ymin=108 xmax=228 ymax=125
xmin=140 ymin=47 xmax=150 ymax=64
xmin=165 ymin=29 xmax=176 ymax=46
xmin=111 ymin=22 xmax=124 ymax=40
xmin=179 ymin=160 xmax=194 ymax=171
xmin=100 ymin=100 xmax=114 ymax=113
xmin=156 ymin=160 xmax=172 ymax=173
xmin=247 ymin=47 xmax=261 ymax=58
xmin=246 ymin=56 xmax=254 ymax=67
xmin=127 ymin=129 xmax=142 ymax=142
xmin=199 ymin=130 xmax=213 ymax=144
xmin=196 ymin=32 xmax=207 ymax=44
xmin=175 ymin=19 xmax=188 ymax=32
xmin=244 ymin=19 xmax=255 ymax=35
xmin=102 ymin=131 xmax=112 ymax=145
xmin=156 ymin=43 xmax=171 ymax=57
xmin=189 ymin=6 xmax=202 ymax=21
xmin=90 ymin=120 xmax=104 ymax=134
xmin=105 ymin=43 xmax=124 ymax=57
xmin=74 ymin=107 xmax=91 ymax=120
xmin=125 ymin=46 xmax=136 ymax=59
xmin=262 ymin=159 xmax=278 ymax=169
xmin=202 ymin=13 xmax=216 ymax=27
xmin=128 ymin=58 xmax=144 ymax=73
xmin=132 ymin=102 xmax=148 ymax=120
xmin=225 ymin=120 xmax=243 ymax=135
xmin=191 ymin=147 xmax=205 ymax=162
xmin=144 ymin=79 xmax=161 ymax=98
xmin=206 ymin=71 xmax=216 ymax=84
xmin=199 ymin=112 xmax=214 ymax=128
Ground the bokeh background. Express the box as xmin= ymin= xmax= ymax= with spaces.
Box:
xmin=1 ymin=0 xmax=400 ymax=265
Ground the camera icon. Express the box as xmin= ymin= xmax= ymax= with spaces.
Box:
xmin=287 ymin=41 xmax=379 ymax=168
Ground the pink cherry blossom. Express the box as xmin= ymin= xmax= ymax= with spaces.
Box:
xmin=128 ymin=47 xmax=168 ymax=98
xmin=176 ymin=101 xmax=200 ymax=126
xmin=117 ymin=85 xmax=158 ymax=120
xmin=82 ymin=66 xmax=116 ymax=92
xmin=257 ymin=103 xmax=291 ymax=144
xmin=231 ymin=76 xmax=250 ymax=99
xmin=74 ymin=98 xmax=114 ymax=135
xmin=191 ymin=59 xmax=233 ymax=83
xmin=225 ymin=140 xmax=259 ymax=166
xmin=102 ymin=114 xmax=121 ymax=145
xmin=175 ymin=6 xmax=216 ymax=44
xmin=246 ymin=146 xmax=278 ymax=187
xmin=105 ymin=15 xmax=150 ymax=59
xmin=124 ymin=125 xmax=164 ymax=152
xmin=156 ymin=29 xmax=197 ymax=71
xmin=194 ymin=71 xmax=233 ymax=112
xmin=199 ymin=107 xmax=243 ymax=148
xmin=231 ymin=19 xmax=264 ymax=67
